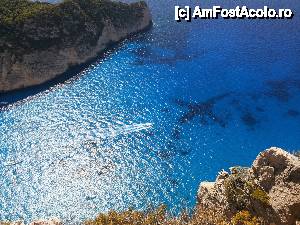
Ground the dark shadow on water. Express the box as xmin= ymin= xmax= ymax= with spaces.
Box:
xmin=161 ymin=77 xmax=300 ymax=159
xmin=0 ymin=51 xmax=115 ymax=108
xmin=229 ymin=98 xmax=242 ymax=110
xmin=171 ymin=126 xmax=181 ymax=140
xmin=131 ymin=22 xmax=203 ymax=67
xmin=0 ymin=29 xmax=153 ymax=109
xmin=287 ymin=109 xmax=300 ymax=117
xmin=265 ymin=80 xmax=291 ymax=102
xmin=157 ymin=139 xmax=192 ymax=160
xmin=264 ymin=78 xmax=300 ymax=102
xmin=175 ymin=93 xmax=231 ymax=128
xmin=131 ymin=45 xmax=201 ymax=67
xmin=158 ymin=77 xmax=300 ymax=160
xmin=160 ymin=93 xmax=232 ymax=159
xmin=0 ymin=60 xmax=91 ymax=107
xmin=241 ymin=111 xmax=259 ymax=129
xmin=256 ymin=106 xmax=265 ymax=112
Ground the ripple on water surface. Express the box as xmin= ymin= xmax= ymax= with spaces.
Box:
xmin=0 ymin=53 xmax=192 ymax=222
xmin=1 ymin=0 xmax=300 ymax=223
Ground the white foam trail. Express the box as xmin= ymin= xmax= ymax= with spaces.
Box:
xmin=116 ymin=123 xmax=153 ymax=135
xmin=104 ymin=123 xmax=153 ymax=138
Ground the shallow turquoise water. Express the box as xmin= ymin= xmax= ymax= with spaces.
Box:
xmin=0 ymin=0 xmax=300 ymax=223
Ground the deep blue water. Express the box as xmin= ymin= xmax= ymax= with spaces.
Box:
xmin=0 ymin=0 xmax=300 ymax=223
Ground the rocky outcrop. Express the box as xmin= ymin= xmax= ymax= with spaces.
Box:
xmin=197 ymin=147 xmax=300 ymax=225
xmin=0 ymin=0 xmax=152 ymax=92
xmin=2 ymin=147 xmax=299 ymax=224
xmin=253 ymin=148 xmax=300 ymax=224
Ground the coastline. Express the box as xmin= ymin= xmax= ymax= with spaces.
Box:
xmin=0 ymin=0 xmax=152 ymax=93
xmin=0 ymin=23 xmax=153 ymax=108
xmin=1 ymin=0 xmax=299 ymax=224
xmin=2 ymin=147 xmax=299 ymax=225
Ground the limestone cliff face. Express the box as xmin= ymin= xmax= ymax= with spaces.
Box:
xmin=0 ymin=0 xmax=152 ymax=92
xmin=197 ymin=147 xmax=300 ymax=225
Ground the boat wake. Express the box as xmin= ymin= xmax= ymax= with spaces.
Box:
xmin=106 ymin=122 xmax=153 ymax=138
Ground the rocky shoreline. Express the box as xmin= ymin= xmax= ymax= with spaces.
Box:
xmin=3 ymin=147 xmax=299 ymax=225
xmin=197 ymin=147 xmax=300 ymax=225
xmin=0 ymin=0 xmax=152 ymax=92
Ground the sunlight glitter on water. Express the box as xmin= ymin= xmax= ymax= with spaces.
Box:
xmin=1 ymin=0 xmax=300 ymax=223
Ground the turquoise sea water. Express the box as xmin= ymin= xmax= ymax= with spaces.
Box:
xmin=0 ymin=0 xmax=300 ymax=223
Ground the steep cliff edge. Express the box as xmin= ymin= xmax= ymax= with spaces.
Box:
xmin=2 ymin=148 xmax=300 ymax=224
xmin=0 ymin=0 xmax=152 ymax=92
xmin=197 ymin=147 xmax=300 ymax=225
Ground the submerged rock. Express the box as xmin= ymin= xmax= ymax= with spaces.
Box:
xmin=29 ymin=218 xmax=62 ymax=225
xmin=197 ymin=147 xmax=300 ymax=225
xmin=0 ymin=0 xmax=152 ymax=92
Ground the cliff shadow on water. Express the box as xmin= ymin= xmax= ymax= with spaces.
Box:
xmin=0 ymin=30 xmax=152 ymax=109
xmin=0 ymin=0 xmax=153 ymax=108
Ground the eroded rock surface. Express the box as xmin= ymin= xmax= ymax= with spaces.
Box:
xmin=197 ymin=147 xmax=300 ymax=225
xmin=0 ymin=0 xmax=152 ymax=92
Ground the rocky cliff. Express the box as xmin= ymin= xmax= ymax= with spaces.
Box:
xmin=197 ymin=147 xmax=300 ymax=225
xmin=0 ymin=0 xmax=152 ymax=92
xmin=2 ymin=148 xmax=300 ymax=224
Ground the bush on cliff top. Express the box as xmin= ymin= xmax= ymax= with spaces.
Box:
xmin=83 ymin=206 xmax=265 ymax=225
xmin=0 ymin=0 xmax=54 ymax=24
xmin=0 ymin=0 xmax=147 ymax=54
xmin=0 ymin=208 xmax=265 ymax=225
xmin=84 ymin=205 xmax=170 ymax=225
xmin=224 ymin=167 xmax=270 ymax=212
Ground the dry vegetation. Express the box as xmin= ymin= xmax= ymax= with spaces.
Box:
xmin=83 ymin=168 xmax=268 ymax=225
xmin=83 ymin=206 xmax=264 ymax=225
xmin=1 ymin=168 xmax=267 ymax=225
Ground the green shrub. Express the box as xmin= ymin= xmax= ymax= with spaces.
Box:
xmin=224 ymin=167 xmax=270 ymax=212
xmin=251 ymin=188 xmax=270 ymax=205
xmin=0 ymin=0 xmax=147 ymax=54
